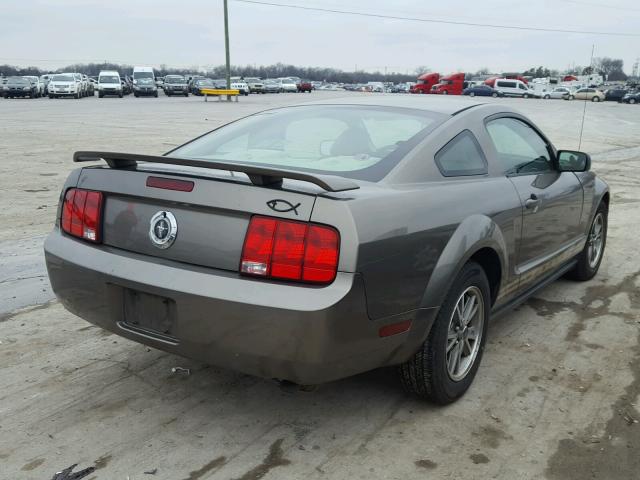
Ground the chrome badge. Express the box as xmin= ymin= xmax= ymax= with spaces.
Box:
xmin=149 ymin=211 xmax=178 ymax=249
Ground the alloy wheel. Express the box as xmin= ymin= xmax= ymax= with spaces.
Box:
xmin=587 ymin=213 xmax=604 ymax=268
xmin=446 ymin=286 xmax=485 ymax=382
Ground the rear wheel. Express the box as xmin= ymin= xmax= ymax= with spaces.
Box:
xmin=544 ymin=94 xmax=550 ymax=99
xmin=567 ymin=204 xmax=607 ymax=281
xmin=492 ymin=92 xmax=498 ymax=97
xmin=400 ymin=262 xmax=489 ymax=404
xmin=469 ymin=92 xmax=475 ymax=97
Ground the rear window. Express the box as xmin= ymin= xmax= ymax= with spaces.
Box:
xmin=170 ymin=105 xmax=447 ymax=181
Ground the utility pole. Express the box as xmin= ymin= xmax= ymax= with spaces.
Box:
xmin=223 ymin=0 xmax=231 ymax=100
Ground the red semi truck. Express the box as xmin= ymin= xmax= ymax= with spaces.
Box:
xmin=410 ymin=72 xmax=440 ymax=94
xmin=431 ymin=72 xmax=465 ymax=95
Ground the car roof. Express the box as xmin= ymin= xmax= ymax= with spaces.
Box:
xmin=296 ymin=95 xmax=488 ymax=115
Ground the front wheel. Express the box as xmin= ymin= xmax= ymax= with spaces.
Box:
xmin=469 ymin=92 xmax=475 ymax=97
xmin=592 ymin=96 xmax=600 ymax=102
xmin=567 ymin=204 xmax=607 ymax=281
xmin=544 ymin=94 xmax=550 ymax=99
xmin=492 ymin=92 xmax=498 ymax=97
xmin=400 ymin=262 xmax=489 ymax=404
xmin=442 ymin=90 xmax=448 ymax=95
xmin=630 ymin=98 xmax=637 ymax=104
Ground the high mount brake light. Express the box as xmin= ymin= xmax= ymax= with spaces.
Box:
xmin=61 ymin=188 xmax=103 ymax=243
xmin=240 ymin=216 xmax=339 ymax=284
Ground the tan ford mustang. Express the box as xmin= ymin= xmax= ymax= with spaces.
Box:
xmin=44 ymin=97 xmax=609 ymax=404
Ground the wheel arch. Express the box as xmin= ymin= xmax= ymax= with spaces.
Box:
xmin=420 ymin=214 xmax=508 ymax=311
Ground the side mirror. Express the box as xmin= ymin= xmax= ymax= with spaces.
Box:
xmin=557 ymin=150 xmax=591 ymax=172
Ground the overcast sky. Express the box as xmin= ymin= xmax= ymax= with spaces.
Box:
xmin=1 ymin=0 xmax=638 ymax=74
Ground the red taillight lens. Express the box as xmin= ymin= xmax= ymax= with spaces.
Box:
xmin=61 ymin=188 xmax=103 ymax=243
xmin=240 ymin=216 xmax=340 ymax=284
xmin=303 ymin=225 xmax=340 ymax=283
xmin=240 ymin=217 xmax=277 ymax=276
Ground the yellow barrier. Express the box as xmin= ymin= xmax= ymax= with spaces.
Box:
xmin=200 ymin=88 xmax=240 ymax=102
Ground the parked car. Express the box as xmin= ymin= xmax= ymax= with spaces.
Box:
xmin=541 ymin=87 xmax=574 ymax=99
xmin=23 ymin=76 xmax=44 ymax=97
xmin=121 ymin=77 xmax=133 ymax=95
xmin=621 ymin=91 xmax=639 ymax=104
xmin=48 ymin=73 xmax=82 ymax=99
xmin=297 ymin=80 xmax=313 ymax=93
xmin=40 ymin=74 xmax=52 ymax=95
xmin=190 ymin=78 xmax=215 ymax=96
xmin=98 ymin=71 xmax=123 ymax=98
xmin=163 ymin=75 xmax=189 ymax=96
xmin=244 ymin=77 xmax=265 ymax=94
xmin=231 ymin=80 xmax=249 ymax=96
xmin=494 ymin=79 xmax=536 ymax=98
xmin=564 ymin=88 xmax=605 ymax=102
xmin=462 ymin=85 xmax=503 ymax=97
xmin=46 ymin=98 xmax=609 ymax=405
xmin=278 ymin=78 xmax=298 ymax=92
xmin=133 ymin=77 xmax=158 ymax=97
xmin=73 ymin=73 xmax=87 ymax=97
xmin=604 ymin=89 xmax=628 ymax=102
xmin=3 ymin=76 xmax=38 ymax=98
xmin=83 ymin=75 xmax=95 ymax=96
xmin=263 ymin=79 xmax=281 ymax=93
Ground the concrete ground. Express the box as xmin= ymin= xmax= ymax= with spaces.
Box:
xmin=0 ymin=92 xmax=639 ymax=480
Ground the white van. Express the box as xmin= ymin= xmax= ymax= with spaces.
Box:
xmin=494 ymin=79 xmax=536 ymax=98
xmin=132 ymin=66 xmax=158 ymax=97
xmin=98 ymin=70 xmax=123 ymax=98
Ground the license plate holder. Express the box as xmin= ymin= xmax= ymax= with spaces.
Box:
xmin=123 ymin=289 xmax=176 ymax=336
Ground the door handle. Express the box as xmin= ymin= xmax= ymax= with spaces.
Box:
xmin=525 ymin=194 xmax=540 ymax=212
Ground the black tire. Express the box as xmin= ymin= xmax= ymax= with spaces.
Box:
xmin=630 ymin=98 xmax=637 ymax=104
xmin=184 ymin=92 xmax=188 ymax=97
xmin=49 ymin=94 xmax=54 ymax=99
xmin=492 ymin=92 xmax=498 ymax=97
xmin=523 ymin=93 xmax=529 ymax=99
xmin=154 ymin=92 xmax=158 ymax=98
xmin=566 ymin=203 xmax=607 ymax=281
xmin=98 ymin=92 xmax=103 ymax=98
xmin=119 ymin=93 xmax=123 ymax=98
xmin=134 ymin=93 xmax=139 ymax=98
xmin=592 ymin=96 xmax=600 ymax=102
xmin=544 ymin=94 xmax=550 ymax=99
xmin=400 ymin=261 xmax=490 ymax=404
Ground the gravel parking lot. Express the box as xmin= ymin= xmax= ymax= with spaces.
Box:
xmin=1 ymin=92 xmax=639 ymax=480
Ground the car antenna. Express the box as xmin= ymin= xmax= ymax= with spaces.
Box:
xmin=578 ymin=44 xmax=595 ymax=151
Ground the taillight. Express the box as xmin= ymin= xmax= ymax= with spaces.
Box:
xmin=61 ymin=188 xmax=103 ymax=243
xmin=240 ymin=215 xmax=339 ymax=284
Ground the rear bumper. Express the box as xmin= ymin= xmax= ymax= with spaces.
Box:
xmin=44 ymin=230 xmax=428 ymax=384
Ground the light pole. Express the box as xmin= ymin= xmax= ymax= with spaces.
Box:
xmin=223 ymin=0 xmax=231 ymax=99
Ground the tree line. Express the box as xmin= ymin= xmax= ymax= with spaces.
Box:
xmin=0 ymin=62 xmax=417 ymax=84
xmin=0 ymin=58 xmax=631 ymax=82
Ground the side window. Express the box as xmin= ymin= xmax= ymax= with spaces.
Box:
xmin=435 ymin=130 xmax=488 ymax=177
xmin=486 ymin=118 xmax=552 ymax=175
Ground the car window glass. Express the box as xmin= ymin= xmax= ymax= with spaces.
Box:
xmin=486 ymin=118 xmax=552 ymax=174
xmin=435 ymin=130 xmax=487 ymax=177
xmin=172 ymin=106 xmax=446 ymax=181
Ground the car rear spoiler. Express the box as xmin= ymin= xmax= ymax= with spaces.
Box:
xmin=73 ymin=151 xmax=360 ymax=193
